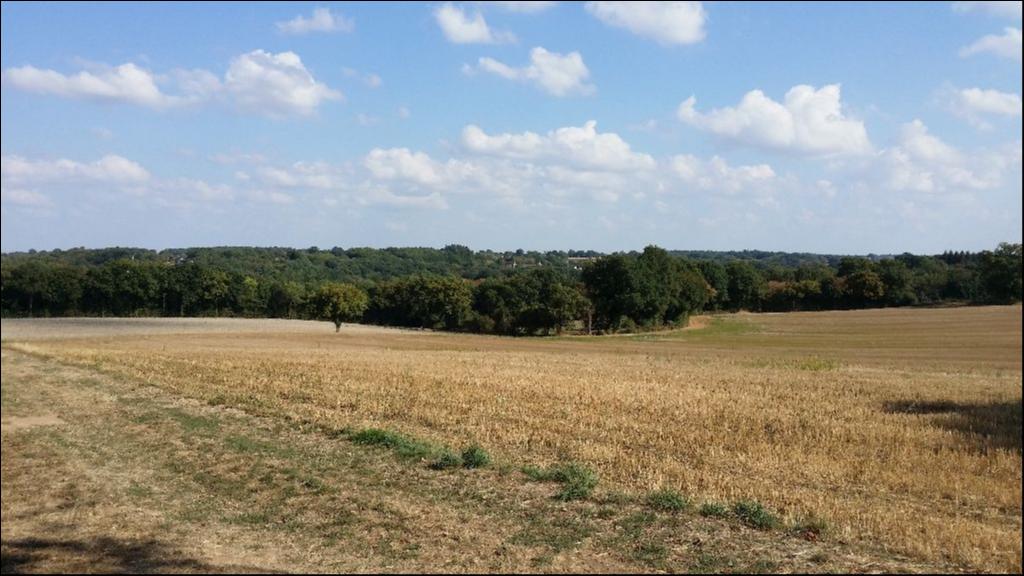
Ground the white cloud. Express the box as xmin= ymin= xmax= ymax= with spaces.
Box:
xmin=585 ymin=1 xmax=706 ymax=45
xmin=2 ymin=50 xmax=341 ymax=117
xmin=677 ymin=84 xmax=872 ymax=156
xmin=1 ymin=63 xmax=181 ymax=108
xmin=1 ymin=188 xmax=54 ymax=209
xmin=945 ymin=86 xmax=1022 ymax=129
xmin=671 ymin=155 xmax=775 ymax=194
xmin=484 ymin=1 xmax=558 ymax=13
xmin=435 ymin=3 xmax=515 ymax=44
xmin=256 ymin=161 xmax=345 ymax=190
xmin=276 ymin=7 xmax=354 ymax=35
xmin=359 ymin=187 xmax=448 ymax=209
xmin=462 ymin=120 xmax=655 ymax=171
xmin=952 ymin=1 xmax=1022 ymax=19
xmin=959 ymin=27 xmax=1022 ymax=60
xmin=879 ymin=120 xmax=1020 ymax=193
xmin=1 ymin=154 xmax=150 ymax=184
xmin=224 ymin=50 xmax=342 ymax=117
xmin=364 ymin=148 xmax=449 ymax=186
xmin=957 ymin=87 xmax=1022 ymax=116
xmin=474 ymin=47 xmax=594 ymax=96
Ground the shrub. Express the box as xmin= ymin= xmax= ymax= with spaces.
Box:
xmin=645 ymin=488 xmax=689 ymax=512
xmin=461 ymin=444 xmax=491 ymax=469
xmin=350 ymin=428 xmax=433 ymax=459
xmin=429 ymin=450 xmax=463 ymax=470
xmin=699 ymin=502 xmax=729 ymax=518
xmin=732 ymin=500 xmax=779 ymax=530
xmin=523 ymin=462 xmax=599 ymax=501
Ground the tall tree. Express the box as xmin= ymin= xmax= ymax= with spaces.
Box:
xmin=308 ymin=282 xmax=369 ymax=332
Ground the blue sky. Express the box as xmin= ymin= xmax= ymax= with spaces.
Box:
xmin=1 ymin=1 xmax=1021 ymax=254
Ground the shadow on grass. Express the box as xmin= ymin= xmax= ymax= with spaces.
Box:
xmin=0 ymin=536 xmax=278 ymax=574
xmin=884 ymin=399 xmax=1023 ymax=452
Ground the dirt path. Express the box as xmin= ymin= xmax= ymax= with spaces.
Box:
xmin=1 ymin=349 xmax=957 ymax=573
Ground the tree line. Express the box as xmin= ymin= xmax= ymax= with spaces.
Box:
xmin=2 ymin=243 xmax=1021 ymax=335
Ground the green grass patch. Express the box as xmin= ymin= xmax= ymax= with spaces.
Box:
xmin=732 ymin=500 xmax=780 ymax=530
xmin=428 ymin=449 xmax=463 ymax=470
xmin=699 ymin=501 xmax=729 ymax=518
xmin=350 ymin=428 xmax=435 ymax=460
xmin=645 ymin=488 xmax=689 ymax=512
xmin=523 ymin=462 xmax=598 ymax=501
xmin=460 ymin=444 xmax=491 ymax=468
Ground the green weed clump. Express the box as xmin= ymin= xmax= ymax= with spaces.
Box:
xmin=699 ymin=502 xmax=729 ymax=518
xmin=645 ymin=488 xmax=689 ymax=512
xmin=350 ymin=428 xmax=434 ymax=459
xmin=732 ymin=500 xmax=780 ymax=530
xmin=461 ymin=444 xmax=491 ymax=469
xmin=429 ymin=450 xmax=463 ymax=470
xmin=523 ymin=462 xmax=599 ymax=501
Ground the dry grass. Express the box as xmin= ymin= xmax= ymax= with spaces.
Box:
xmin=3 ymin=305 xmax=1021 ymax=572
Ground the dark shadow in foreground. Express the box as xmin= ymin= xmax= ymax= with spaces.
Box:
xmin=884 ymin=399 xmax=1023 ymax=453
xmin=1 ymin=536 xmax=277 ymax=574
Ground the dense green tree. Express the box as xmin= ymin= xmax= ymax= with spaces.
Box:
xmin=581 ymin=255 xmax=640 ymax=331
xmin=725 ymin=261 xmax=766 ymax=312
xmin=235 ymin=276 xmax=265 ymax=317
xmin=696 ymin=260 xmax=729 ymax=311
xmin=308 ymin=282 xmax=369 ymax=331
xmin=843 ymin=270 xmax=886 ymax=307
xmin=978 ymin=243 xmax=1023 ymax=303
xmin=876 ymin=259 xmax=916 ymax=306
xmin=267 ymin=281 xmax=306 ymax=318
xmin=368 ymin=275 xmax=472 ymax=330
xmin=84 ymin=260 xmax=160 ymax=316
xmin=2 ymin=243 xmax=1020 ymax=326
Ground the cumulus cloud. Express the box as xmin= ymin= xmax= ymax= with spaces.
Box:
xmin=880 ymin=120 xmax=1020 ymax=193
xmin=435 ymin=3 xmax=515 ymax=44
xmin=472 ymin=47 xmax=594 ymax=96
xmin=462 ymin=120 xmax=655 ymax=171
xmin=677 ymin=84 xmax=872 ymax=156
xmin=224 ymin=50 xmax=342 ymax=117
xmin=959 ymin=27 xmax=1022 ymax=60
xmin=1 ymin=63 xmax=183 ymax=108
xmin=364 ymin=148 xmax=454 ymax=187
xmin=1 ymin=154 xmax=150 ymax=184
xmin=276 ymin=7 xmax=354 ymax=34
xmin=585 ymin=1 xmax=706 ymax=45
xmin=945 ymin=86 xmax=1022 ymax=129
xmin=952 ymin=1 xmax=1022 ymax=19
xmin=1 ymin=188 xmax=54 ymax=209
xmin=2 ymin=50 xmax=341 ymax=117
xmin=671 ymin=155 xmax=776 ymax=194
xmin=957 ymin=87 xmax=1022 ymax=116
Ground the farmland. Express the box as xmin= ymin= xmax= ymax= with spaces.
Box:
xmin=2 ymin=306 xmax=1021 ymax=573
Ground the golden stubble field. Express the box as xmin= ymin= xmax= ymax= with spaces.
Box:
xmin=3 ymin=306 xmax=1021 ymax=572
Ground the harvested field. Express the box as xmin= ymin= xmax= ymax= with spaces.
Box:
xmin=2 ymin=306 xmax=1021 ymax=572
